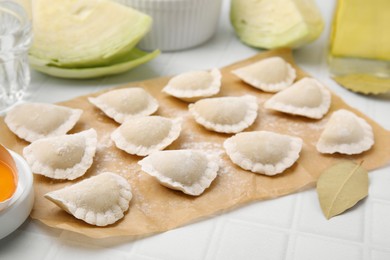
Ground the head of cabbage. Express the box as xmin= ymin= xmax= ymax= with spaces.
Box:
xmin=29 ymin=0 xmax=158 ymax=78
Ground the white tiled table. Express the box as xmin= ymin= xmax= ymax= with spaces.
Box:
xmin=1 ymin=1 xmax=390 ymax=259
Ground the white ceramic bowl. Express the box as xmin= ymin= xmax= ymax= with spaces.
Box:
xmin=0 ymin=150 xmax=34 ymax=240
xmin=118 ymin=0 xmax=223 ymax=51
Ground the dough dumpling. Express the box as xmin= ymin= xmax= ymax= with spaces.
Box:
xmin=23 ymin=129 xmax=97 ymax=180
xmin=189 ymin=95 xmax=258 ymax=133
xmin=264 ymin=77 xmax=331 ymax=119
xmin=5 ymin=102 xmax=82 ymax=142
xmin=89 ymin=87 xmax=158 ymax=124
xmin=138 ymin=150 xmax=219 ymax=196
xmin=45 ymin=172 xmax=132 ymax=226
xmin=232 ymin=57 xmax=296 ymax=92
xmin=111 ymin=116 xmax=182 ymax=156
xmin=162 ymin=69 xmax=221 ymax=102
xmin=224 ymin=131 xmax=303 ymax=176
xmin=316 ymin=109 xmax=374 ymax=155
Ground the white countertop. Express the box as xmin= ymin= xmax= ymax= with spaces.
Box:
xmin=1 ymin=0 xmax=390 ymax=259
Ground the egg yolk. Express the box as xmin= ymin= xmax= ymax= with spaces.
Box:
xmin=0 ymin=161 xmax=16 ymax=202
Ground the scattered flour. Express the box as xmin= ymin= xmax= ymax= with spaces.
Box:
xmin=97 ymin=132 xmax=113 ymax=152
xmin=160 ymin=105 xmax=190 ymax=118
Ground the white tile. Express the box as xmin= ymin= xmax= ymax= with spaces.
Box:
xmin=59 ymin=230 xmax=136 ymax=253
xmin=46 ymin=240 xmax=132 ymax=260
xmin=134 ymin=220 xmax=215 ymax=260
xmin=19 ymin=219 xmax=63 ymax=238
xmin=128 ymin=255 xmax=160 ymax=260
xmin=293 ymin=41 xmax=326 ymax=77
xmin=26 ymin=70 xmax=49 ymax=101
xmin=30 ymin=69 xmax=50 ymax=85
xmin=32 ymin=77 xmax=103 ymax=103
xmin=296 ymin=190 xmax=365 ymax=241
xmin=100 ymin=60 xmax=166 ymax=89
xmin=321 ymin=76 xmax=348 ymax=94
xmin=210 ymin=219 xmax=288 ymax=260
xmin=369 ymin=168 xmax=390 ymax=201
xmin=151 ymin=52 xmax=175 ymax=67
xmin=163 ymin=62 xmax=205 ymax=76
xmin=370 ymin=95 xmax=390 ymax=130
xmin=371 ymin=201 xmax=390 ymax=247
xmin=0 ymin=231 xmax=57 ymax=260
xmin=3 ymin=1 xmax=390 ymax=259
xmin=168 ymin=32 xmax=234 ymax=71
xmin=371 ymin=249 xmax=390 ymax=260
xmin=292 ymin=234 xmax=362 ymax=260
xmin=215 ymin=39 xmax=259 ymax=68
xmin=226 ymin=194 xmax=296 ymax=228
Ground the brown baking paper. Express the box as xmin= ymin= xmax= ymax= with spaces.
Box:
xmin=1 ymin=49 xmax=390 ymax=239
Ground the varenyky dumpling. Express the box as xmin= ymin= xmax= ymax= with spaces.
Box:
xmin=138 ymin=150 xmax=219 ymax=196
xmin=45 ymin=172 xmax=132 ymax=226
xmin=316 ymin=109 xmax=374 ymax=155
xmin=264 ymin=77 xmax=332 ymax=119
xmin=88 ymin=87 xmax=158 ymax=124
xmin=111 ymin=116 xmax=182 ymax=156
xmin=5 ymin=102 xmax=82 ymax=142
xmin=23 ymin=129 xmax=97 ymax=180
xmin=232 ymin=57 xmax=296 ymax=92
xmin=162 ymin=69 xmax=222 ymax=102
xmin=224 ymin=131 xmax=303 ymax=176
xmin=189 ymin=95 xmax=258 ymax=133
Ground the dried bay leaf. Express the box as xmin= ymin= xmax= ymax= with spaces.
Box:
xmin=333 ymin=74 xmax=390 ymax=95
xmin=317 ymin=161 xmax=368 ymax=219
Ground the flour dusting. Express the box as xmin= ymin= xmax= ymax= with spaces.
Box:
xmin=97 ymin=132 xmax=113 ymax=152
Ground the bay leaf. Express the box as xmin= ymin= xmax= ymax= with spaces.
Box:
xmin=316 ymin=161 xmax=368 ymax=219
xmin=333 ymin=74 xmax=390 ymax=95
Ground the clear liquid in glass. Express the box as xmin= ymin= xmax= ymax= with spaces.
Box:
xmin=0 ymin=1 xmax=32 ymax=112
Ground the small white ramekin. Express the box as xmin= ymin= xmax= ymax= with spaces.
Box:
xmin=0 ymin=150 xmax=34 ymax=240
xmin=118 ymin=0 xmax=223 ymax=51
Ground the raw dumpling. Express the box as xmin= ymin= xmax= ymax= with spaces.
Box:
xmin=45 ymin=172 xmax=132 ymax=226
xmin=232 ymin=57 xmax=296 ymax=92
xmin=264 ymin=77 xmax=331 ymax=119
xmin=23 ymin=129 xmax=97 ymax=180
xmin=316 ymin=109 xmax=374 ymax=155
xmin=189 ymin=95 xmax=258 ymax=133
xmin=88 ymin=87 xmax=158 ymax=124
xmin=5 ymin=102 xmax=82 ymax=142
xmin=224 ymin=131 xmax=303 ymax=176
xmin=111 ymin=116 xmax=182 ymax=156
xmin=138 ymin=150 xmax=219 ymax=196
xmin=162 ymin=69 xmax=221 ymax=102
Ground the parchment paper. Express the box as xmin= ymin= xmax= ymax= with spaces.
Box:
xmin=1 ymin=49 xmax=389 ymax=239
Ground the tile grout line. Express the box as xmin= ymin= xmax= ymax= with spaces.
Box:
xmin=197 ymin=189 xmax=390 ymax=254
xmin=364 ymin=197 xmax=390 ymax=255
xmin=222 ymin=217 xmax=289 ymax=235
xmin=370 ymin=197 xmax=390 ymax=205
xmin=283 ymin=194 xmax=302 ymax=260
xmin=202 ymin=218 xmax=222 ymax=260
xmin=224 ymin=199 xmax=376 ymax=248
xmin=362 ymin=197 xmax=372 ymax=260
xmin=206 ymin=217 xmax=232 ymax=260
xmin=42 ymin=238 xmax=63 ymax=260
xmin=288 ymin=228 xmax=367 ymax=249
